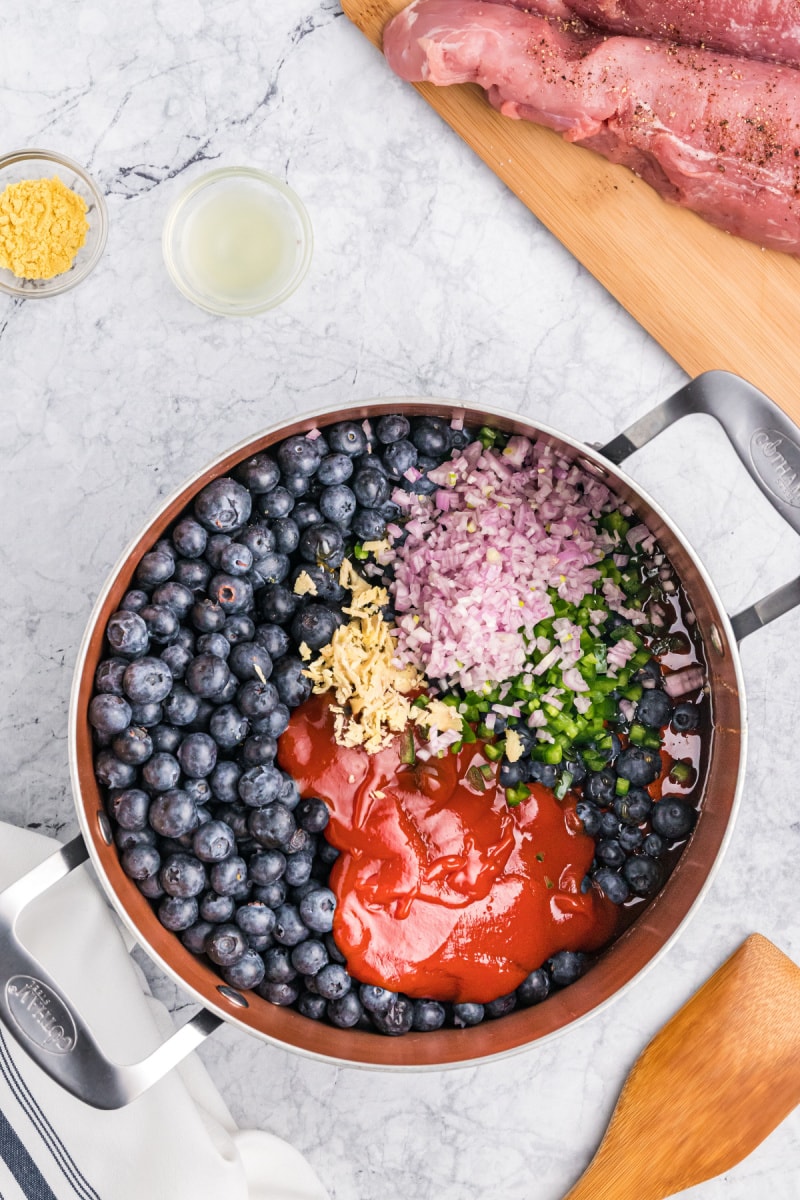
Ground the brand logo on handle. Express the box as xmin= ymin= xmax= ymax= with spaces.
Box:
xmin=5 ymin=975 xmax=77 ymax=1055
xmin=750 ymin=429 xmax=800 ymax=508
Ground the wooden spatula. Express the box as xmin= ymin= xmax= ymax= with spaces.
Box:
xmin=564 ymin=934 xmax=800 ymax=1200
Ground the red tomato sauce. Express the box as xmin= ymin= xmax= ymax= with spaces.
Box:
xmin=278 ymin=694 xmax=619 ymax=1004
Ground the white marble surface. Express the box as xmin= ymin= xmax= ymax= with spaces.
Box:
xmin=1 ymin=2 xmax=799 ymax=1197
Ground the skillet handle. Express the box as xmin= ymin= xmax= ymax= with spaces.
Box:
xmin=0 ymin=833 xmax=222 ymax=1109
xmin=600 ymin=369 xmax=800 ymax=642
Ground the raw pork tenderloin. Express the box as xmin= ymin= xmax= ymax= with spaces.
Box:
xmin=383 ymin=0 xmax=800 ymax=254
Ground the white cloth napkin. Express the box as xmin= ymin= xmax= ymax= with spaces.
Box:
xmin=0 ymin=822 xmax=330 ymax=1200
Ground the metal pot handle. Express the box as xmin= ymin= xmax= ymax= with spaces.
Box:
xmin=600 ymin=369 xmax=800 ymax=641
xmin=0 ymin=834 xmax=222 ymax=1109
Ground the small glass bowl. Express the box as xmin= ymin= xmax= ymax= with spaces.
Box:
xmin=0 ymin=148 xmax=108 ymax=298
xmin=162 ymin=167 xmax=313 ymax=317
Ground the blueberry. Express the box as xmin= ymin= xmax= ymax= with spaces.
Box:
xmin=291 ymin=502 xmax=324 ymax=532
xmin=548 ymin=950 xmax=588 ymax=987
xmin=94 ymin=658 xmax=128 ymax=696
xmin=298 ymin=523 xmax=344 ymax=568
xmin=158 ymin=896 xmax=198 ymax=932
xmin=593 ymin=867 xmax=630 ymax=904
xmin=121 ymin=843 xmax=161 ymax=881
xmin=197 ymin=632 xmax=231 ymax=660
xmin=238 ymin=764 xmax=283 ymax=807
xmin=351 ymin=467 xmax=390 ymax=509
xmin=618 ymin=824 xmax=644 ymax=852
xmin=115 ymin=826 xmax=156 ymax=852
xmin=111 ymin=726 xmax=153 ymax=766
xmin=253 ymin=704 xmax=290 ymax=739
xmin=136 ymin=549 xmax=175 ymax=587
xmin=636 ymin=689 xmax=673 ymax=728
xmin=575 ymin=800 xmax=601 ymax=838
xmin=672 ymin=702 xmax=700 ymax=732
xmin=172 ymin=517 xmax=208 ymax=558
xmin=248 ymin=802 xmax=296 ymax=847
xmin=328 ymin=992 xmax=364 ymax=1028
xmin=209 ymin=761 xmax=242 ymax=803
xmin=382 ymin=439 xmax=418 ymax=480
xmin=139 ymin=604 xmax=180 ymax=644
xmin=94 ymin=750 xmax=137 ymax=790
xmin=160 ymin=643 xmax=192 ymax=681
xmin=227 ymin=643 xmax=272 ymax=683
xmin=642 ymin=832 xmax=665 ymax=857
xmin=272 ymin=657 xmax=312 ymax=708
xmin=281 ymin=472 xmax=309 ymax=499
xmin=259 ymin=981 xmax=300 ymax=1007
xmin=485 ymin=993 xmax=516 ymax=1019
xmin=187 ymin=779 xmax=213 ymax=808
xmin=623 ymin=854 xmax=663 ymax=896
xmin=296 ymin=798 xmax=329 ymax=834
xmin=129 ymin=700 xmax=163 ymax=728
xmin=235 ymin=900 xmax=277 ymax=938
xmin=290 ymin=564 xmax=345 ymax=604
xmin=651 ymin=797 xmax=696 ymax=841
xmin=209 ymin=704 xmax=249 ymax=750
xmin=291 ymin=938 xmax=329 ymax=976
xmin=616 ymin=746 xmax=662 ymax=787
xmin=319 ymin=484 xmax=356 ymax=526
xmin=585 ymin=769 xmax=617 ymax=804
xmin=185 ymin=653 xmax=232 ymax=700
xmin=517 ymin=968 xmax=551 ymax=1006
xmin=239 ymin=735 xmax=277 ymax=769
xmin=148 ymin=788 xmax=198 ymax=836
xmin=249 ymin=849 xmax=286 ymax=886
xmin=105 ymin=610 xmax=149 ymax=658
xmin=256 ymin=885 xmax=288 ymax=920
xmin=257 ymin=584 xmax=298 ymax=627
xmin=314 ymin=962 xmax=351 ymax=999
xmin=351 ymin=509 xmax=387 ymax=541
xmin=177 ymin=731 xmax=217 ymax=778
xmin=120 ymin=589 xmax=149 ymax=612
xmin=200 ymin=891 xmax=236 ymax=923
xmin=89 ymin=693 xmax=132 ymax=736
xmin=370 ymin=996 xmax=414 ymax=1035
xmin=277 ymin=434 xmax=322 ymax=477
xmin=222 ymin=949 xmax=266 ymax=991
xmin=499 ymin=759 xmax=526 ymax=788
xmin=298 ymin=991 xmax=327 ymax=1020
xmin=208 ymin=573 xmax=254 ymax=614
xmin=291 ymin=604 xmax=339 ymax=651
xmin=121 ymin=657 xmax=173 ymax=706
xmin=411 ymin=416 xmax=450 ymax=457
xmin=596 ymin=838 xmax=626 ymax=868
xmin=109 ymin=787 xmax=150 ymax=830
xmin=142 ymin=751 xmax=182 ymax=792
xmin=223 ymin=614 xmax=256 ymax=645
xmin=194 ymin=477 xmax=252 ymax=533
xmin=267 ymin=518 xmax=298 ymax=558
xmin=237 ymin=679 xmax=280 ymax=720
xmin=162 ymin=684 xmax=200 ymax=727
xmin=235 ymin=452 xmax=280 ymax=494
xmin=191 ymin=599 xmax=227 ymax=634
xmin=206 ymin=922 xmax=248 ymax=967
xmin=181 ymin=920 xmax=214 ymax=955
xmin=528 ymin=761 xmax=558 ymax=788
xmin=273 ymin=903 xmax=310 ymax=947
xmin=217 ymin=541 xmax=254 ymax=576
xmin=210 ymin=856 xmax=249 ymax=897
xmin=327 ymin=422 xmax=367 ymax=457
xmin=258 ymin=486 xmax=294 ymax=520
xmin=160 ymin=853 xmax=207 ymax=898
xmin=357 ymin=984 xmax=395 ymax=1016
xmin=634 ymin=659 xmax=663 ymax=688
xmin=192 ymin=820 xmax=236 ymax=863
xmin=614 ymin=787 xmax=652 ymax=824
xmin=317 ymin=453 xmax=353 ymax=486
xmin=376 ymin=414 xmax=410 ymax=444
xmin=283 ymin=850 xmax=313 ymax=887
xmin=174 ymin=559 xmax=211 ymax=592
xmin=599 ymin=809 xmax=621 ymax=838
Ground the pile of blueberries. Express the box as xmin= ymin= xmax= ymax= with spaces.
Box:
xmin=90 ymin=412 xmax=703 ymax=1037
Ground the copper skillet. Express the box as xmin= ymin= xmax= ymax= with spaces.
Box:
xmin=1 ymin=370 xmax=799 ymax=1109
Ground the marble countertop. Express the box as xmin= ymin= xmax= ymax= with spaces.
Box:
xmin=2 ymin=3 xmax=798 ymax=1197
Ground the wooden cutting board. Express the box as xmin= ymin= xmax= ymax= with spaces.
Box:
xmin=342 ymin=0 xmax=800 ymax=426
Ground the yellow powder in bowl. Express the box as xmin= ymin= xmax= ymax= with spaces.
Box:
xmin=0 ymin=175 xmax=89 ymax=280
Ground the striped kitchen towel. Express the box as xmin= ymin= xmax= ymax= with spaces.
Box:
xmin=0 ymin=822 xmax=329 ymax=1200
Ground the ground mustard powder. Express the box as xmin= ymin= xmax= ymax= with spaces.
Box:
xmin=0 ymin=176 xmax=89 ymax=280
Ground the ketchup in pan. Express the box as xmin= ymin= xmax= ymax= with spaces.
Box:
xmin=279 ymin=693 xmax=618 ymax=1003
